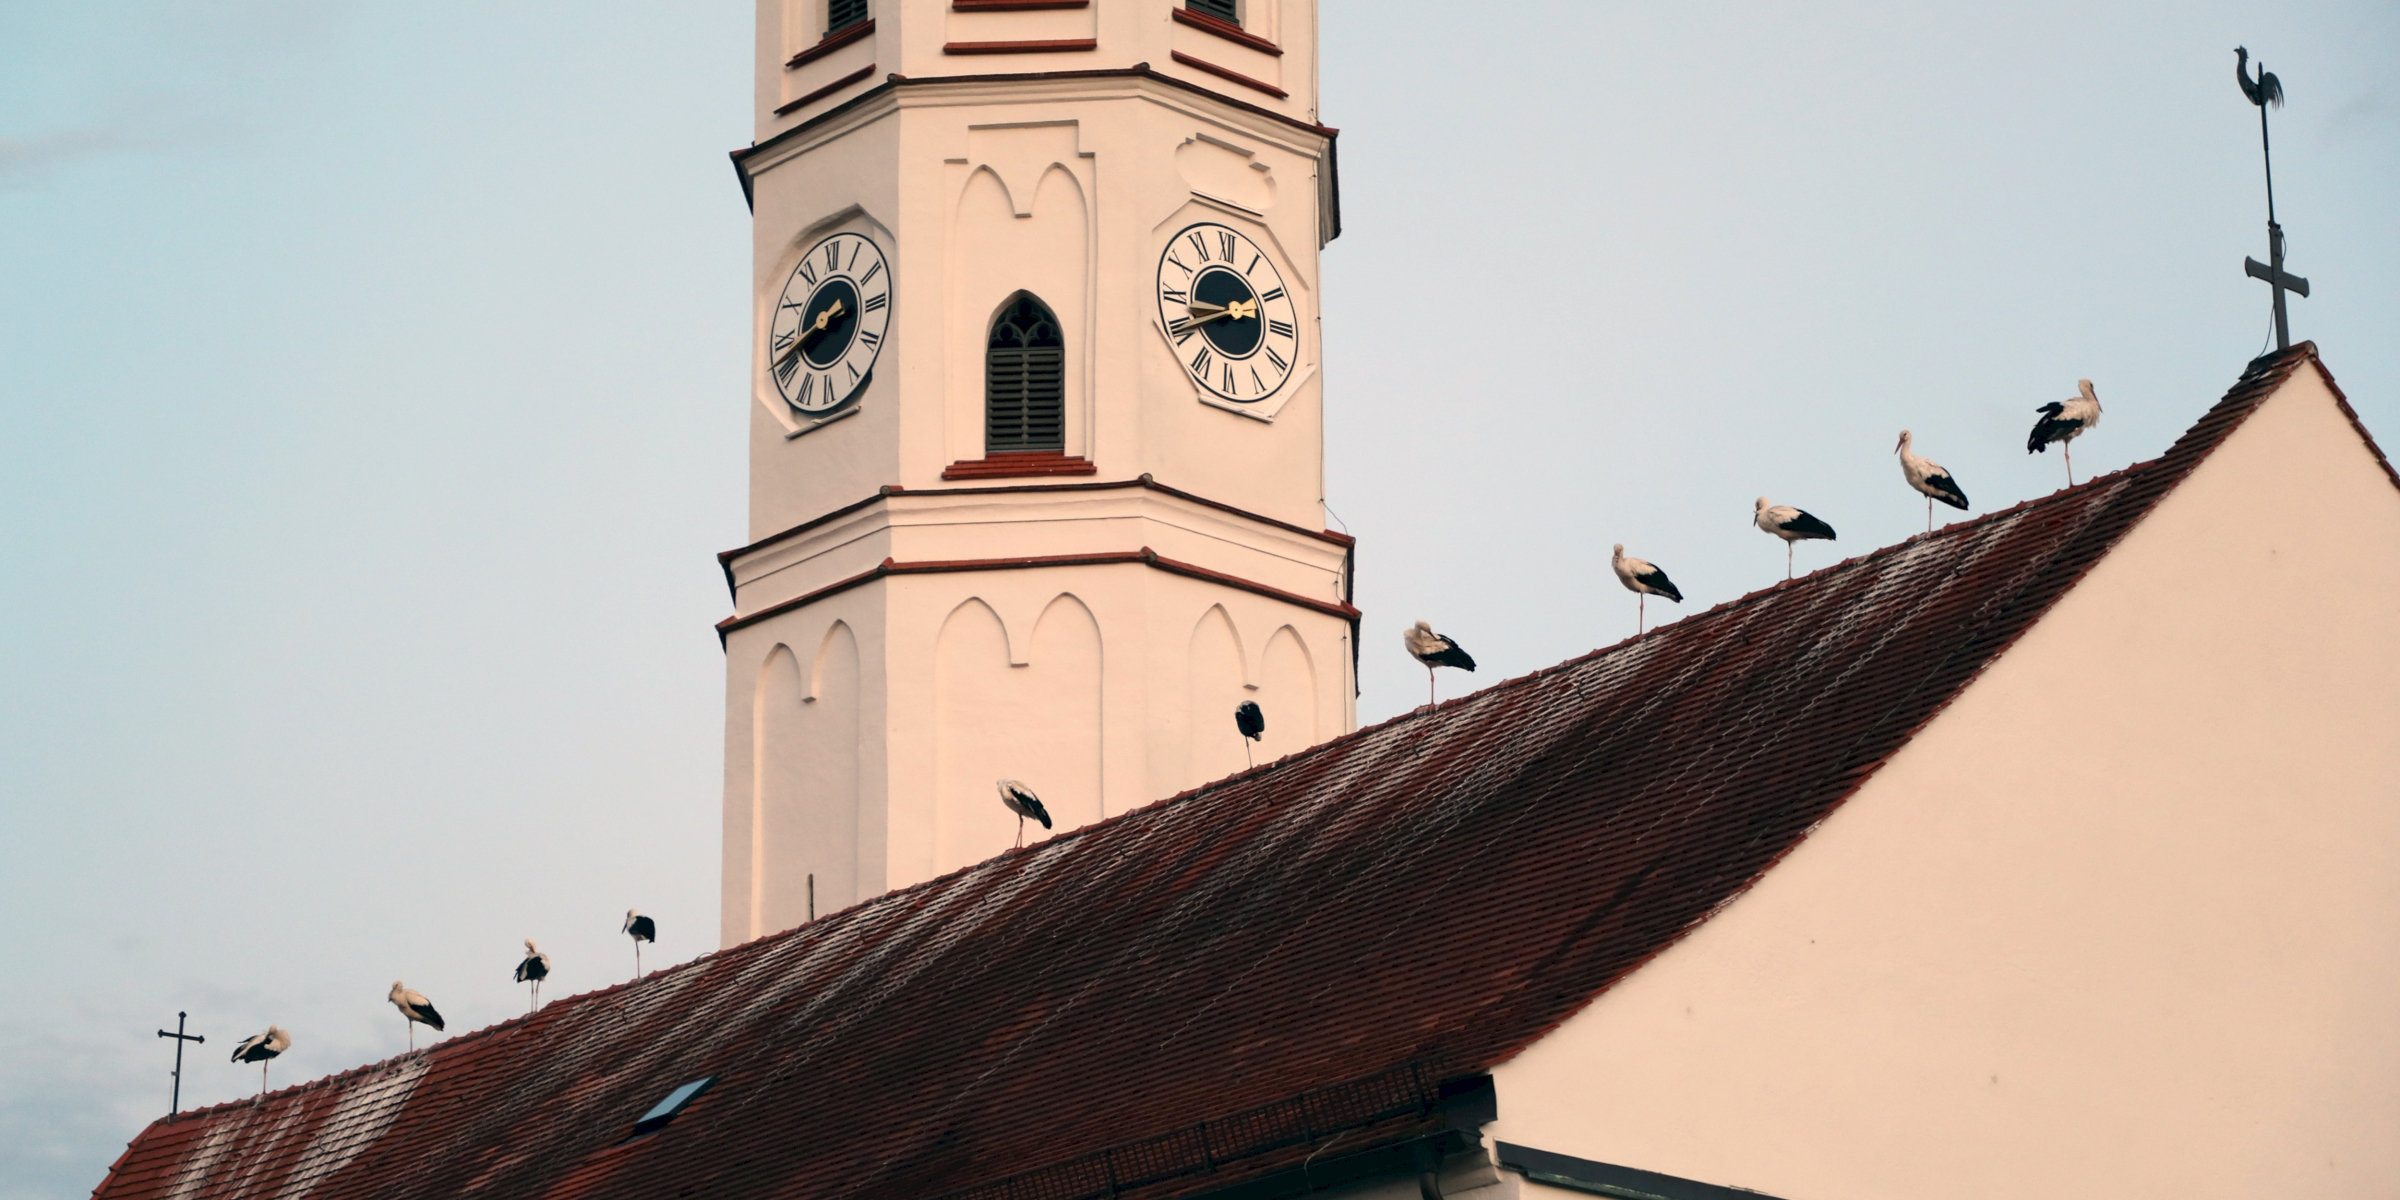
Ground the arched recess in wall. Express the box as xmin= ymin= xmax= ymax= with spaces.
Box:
xmin=752 ymin=645 xmax=804 ymax=937
xmin=753 ymin=624 xmax=861 ymax=938
xmin=934 ymin=598 xmax=1019 ymax=874
xmin=1256 ymin=626 xmax=1319 ymax=766
xmin=1185 ymin=605 xmax=1250 ymax=790
xmin=1027 ymin=593 xmax=1103 ymax=830
xmin=951 ymin=159 xmax=1087 ymax=462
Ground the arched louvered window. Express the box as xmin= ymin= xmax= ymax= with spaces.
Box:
xmin=1186 ymin=0 xmax=1238 ymax=25
xmin=986 ymin=294 xmax=1065 ymax=453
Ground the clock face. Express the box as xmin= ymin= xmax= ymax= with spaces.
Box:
xmin=768 ymin=231 xmax=890 ymax=415
xmin=1154 ymin=222 xmax=1298 ymax=404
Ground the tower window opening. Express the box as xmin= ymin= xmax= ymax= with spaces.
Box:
xmin=985 ymin=293 xmax=1066 ymax=453
xmin=827 ymin=0 xmax=868 ymax=35
xmin=1185 ymin=0 xmax=1238 ymax=26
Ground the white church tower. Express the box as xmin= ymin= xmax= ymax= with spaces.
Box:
xmin=717 ymin=0 xmax=1353 ymax=946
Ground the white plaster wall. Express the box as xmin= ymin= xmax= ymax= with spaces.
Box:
xmin=727 ymin=1 xmax=1346 ymax=941
xmin=1486 ymin=367 xmax=2400 ymax=1199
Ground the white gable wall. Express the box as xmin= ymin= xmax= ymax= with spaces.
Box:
xmin=1485 ymin=364 xmax=2400 ymax=1200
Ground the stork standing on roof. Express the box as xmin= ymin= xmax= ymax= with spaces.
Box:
xmin=229 ymin=1025 xmax=289 ymax=1095
xmin=388 ymin=983 xmax=443 ymax=1051
xmin=1610 ymin=544 xmax=1682 ymax=635
xmin=1754 ymin=498 xmax=1836 ymax=580
xmin=514 ymin=939 xmax=551 ymax=1011
xmin=623 ymin=910 xmax=656 ymax=978
xmin=1403 ymin=621 xmax=1475 ymax=708
xmin=1234 ymin=701 xmax=1264 ymax=767
xmin=997 ymin=778 xmax=1051 ymax=847
xmin=1895 ymin=431 xmax=1970 ymax=531
xmin=2028 ymin=380 xmax=2102 ymax=485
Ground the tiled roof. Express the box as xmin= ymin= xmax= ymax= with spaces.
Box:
xmin=92 ymin=347 xmax=2356 ymax=1200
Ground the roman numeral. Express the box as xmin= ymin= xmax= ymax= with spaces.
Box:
xmin=846 ymin=242 xmax=861 ymax=270
xmin=860 ymin=260 xmax=881 ymax=284
xmin=1190 ymin=346 xmax=1213 ymax=377
xmin=1188 ymin=232 xmax=1210 ymax=260
xmin=825 ymin=243 xmax=841 ymax=270
xmin=1246 ymin=253 xmax=1261 ymax=276
xmin=1259 ymin=287 xmax=1284 ymax=303
xmin=862 ymin=292 xmax=887 ymax=312
xmin=771 ymin=329 xmax=795 ymax=352
xmin=1222 ymin=363 xmax=1236 ymax=393
xmin=1219 ymin=231 xmax=1236 ymax=260
xmin=797 ymin=261 xmax=818 ymax=287
xmin=846 ymin=362 xmax=861 ymax=383
xmin=1162 ymin=288 xmax=1188 ymax=304
xmin=1265 ymin=344 xmax=1289 ymax=372
xmin=819 ymin=373 xmax=834 ymax=402
xmin=859 ymin=329 xmax=880 ymax=347
xmin=1250 ymin=367 xmax=1266 ymax=392
xmin=792 ymin=370 xmax=812 ymax=401
xmin=1165 ymin=254 xmax=1193 ymax=277
xmin=1269 ymin=319 xmax=1294 ymax=339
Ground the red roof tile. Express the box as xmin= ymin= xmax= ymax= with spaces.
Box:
xmin=93 ymin=347 xmax=2360 ymax=1200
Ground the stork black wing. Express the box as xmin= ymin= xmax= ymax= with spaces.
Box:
xmin=2028 ymin=404 xmax=2083 ymax=454
xmin=629 ymin=916 xmax=657 ymax=943
xmin=1635 ymin=567 xmax=1682 ymax=603
xmin=1025 ymin=796 xmax=1053 ymax=829
xmin=1428 ymin=638 xmax=1476 ymax=671
xmin=418 ymin=1003 xmax=445 ymax=1031
xmin=1781 ymin=511 xmax=1837 ymax=541
xmin=516 ymin=957 xmax=548 ymax=983
xmin=1234 ymin=701 xmax=1265 ymax=740
xmin=1925 ymin=471 xmax=1969 ymax=509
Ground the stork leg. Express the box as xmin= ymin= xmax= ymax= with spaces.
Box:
xmin=261 ymin=1061 xmax=269 ymax=1095
xmin=1244 ymin=740 xmax=1254 ymax=769
xmin=1927 ymin=496 xmax=1933 ymax=533
xmin=1786 ymin=541 xmax=1794 ymax=581
xmin=1638 ymin=593 xmax=1645 ymax=635
xmin=1427 ymin=666 xmax=1436 ymax=709
xmin=2064 ymin=441 xmax=2075 ymax=488
xmin=1014 ymin=813 xmax=1025 ymax=849
xmin=407 ymin=1019 xmax=415 ymax=1053
xmin=635 ymin=943 xmax=643 ymax=978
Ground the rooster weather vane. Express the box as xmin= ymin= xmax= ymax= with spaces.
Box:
xmin=2235 ymin=47 xmax=2308 ymax=351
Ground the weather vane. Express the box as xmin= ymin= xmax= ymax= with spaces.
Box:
xmin=2235 ymin=46 xmax=2308 ymax=351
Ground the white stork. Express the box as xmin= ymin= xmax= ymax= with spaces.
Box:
xmin=1754 ymin=497 xmax=1837 ymax=580
xmin=1403 ymin=621 xmax=1476 ymax=708
xmin=2028 ymin=379 xmax=2102 ymax=485
xmin=1234 ymin=701 xmax=1264 ymax=767
xmin=1895 ymin=431 xmax=1970 ymax=530
xmin=1610 ymin=544 xmax=1682 ymax=634
xmin=388 ymin=982 xmax=443 ymax=1051
xmin=997 ymin=778 xmax=1052 ymax=848
xmin=514 ymin=939 xmax=551 ymax=1011
xmin=623 ymin=910 xmax=656 ymax=978
xmin=229 ymin=1025 xmax=290 ymax=1095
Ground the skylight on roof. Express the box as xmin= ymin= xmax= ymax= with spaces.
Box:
xmin=633 ymin=1076 xmax=715 ymax=1135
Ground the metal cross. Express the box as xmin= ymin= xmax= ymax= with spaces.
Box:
xmin=157 ymin=1012 xmax=205 ymax=1115
xmin=2241 ymin=53 xmax=2308 ymax=351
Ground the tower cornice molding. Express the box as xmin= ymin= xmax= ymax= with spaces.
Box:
xmin=721 ymin=474 xmax=1352 ymax=593
xmin=732 ymin=64 xmax=1338 ymax=210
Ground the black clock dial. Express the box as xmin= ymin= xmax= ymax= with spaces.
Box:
xmin=800 ymin=279 xmax=859 ymax=368
xmin=1190 ymin=268 xmax=1260 ymax=357
xmin=1155 ymin=222 xmax=1298 ymax=404
xmin=768 ymin=232 xmax=890 ymax=415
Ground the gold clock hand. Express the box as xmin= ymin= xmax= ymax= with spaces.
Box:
xmin=1223 ymin=298 xmax=1257 ymax=322
xmin=794 ymin=298 xmax=848 ymax=351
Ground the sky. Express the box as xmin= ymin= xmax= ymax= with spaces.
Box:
xmin=2 ymin=3 xmax=2393 ymax=1196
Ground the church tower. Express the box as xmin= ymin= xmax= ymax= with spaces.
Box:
xmin=718 ymin=0 xmax=1352 ymax=946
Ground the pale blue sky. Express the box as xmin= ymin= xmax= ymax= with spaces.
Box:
xmin=3 ymin=3 xmax=2393 ymax=1196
